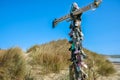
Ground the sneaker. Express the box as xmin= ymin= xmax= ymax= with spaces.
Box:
xmin=78 ymin=77 xmax=81 ymax=80
xmin=81 ymin=50 xmax=87 ymax=59
xmin=68 ymin=40 xmax=73 ymax=44
xmin=68 ymin=31 xmax=73 ymax=37
xmin=74 ymin=50 xmax=80 ymax=54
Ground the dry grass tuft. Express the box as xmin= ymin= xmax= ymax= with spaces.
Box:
xmin=0 ymin=47 xmax=27 ymax=80
xmin=0 ymin=39 xmax=116 ymax=80
xmin=27 ymin=39 xmax=70 ymax=73
xmin=27 ymin=39 xmax=115 ymax=78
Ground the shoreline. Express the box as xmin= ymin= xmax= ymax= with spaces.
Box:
xmin=112 ymin=62 xmax=120 ymax=64
xmin=107 ymin=57 xmax=120 ymax=63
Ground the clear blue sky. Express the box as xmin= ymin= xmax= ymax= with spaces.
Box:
xmin=0 ymin=0 xmax=120 ymax=55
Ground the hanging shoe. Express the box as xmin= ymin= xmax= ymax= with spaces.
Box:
xmin=68 ymin=40 xmax=73 ymax=44
xmin=68 ymin=30 xmax=73 ymax=38
xmin=81 ymin=50 xmax=87 ymax=59
xmin=81 ymin=62 xmax=88 ymax=69
xmin=74 ymin=50 xmax=80 ymax=54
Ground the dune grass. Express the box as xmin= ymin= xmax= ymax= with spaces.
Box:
xmin=0 ymin=47 xmax=27 ymax=80
xmin=84 ymin=49 xmax=116 ymax=79
xmin=27 ymin=39 xmax=116 ymax=79
xmin=0 ymin=39 xmax=116 ymax=80
xmin=27 ymin=39 xmax=70 ymax=73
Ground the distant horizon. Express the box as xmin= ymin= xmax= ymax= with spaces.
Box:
xmin=0 ymin=39 xmax=120 ymax=55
